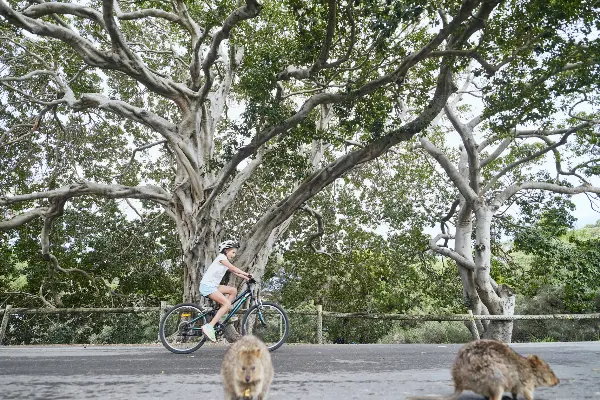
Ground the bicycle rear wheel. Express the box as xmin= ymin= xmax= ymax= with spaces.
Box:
xmin=159 ymin=303 xmax=208 ymax=354
xmin=241 ymin=302 xmax=289 ymax=352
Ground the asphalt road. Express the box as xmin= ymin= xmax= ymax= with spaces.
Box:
xmin=1 ymin=342 xmax=599 ymax=399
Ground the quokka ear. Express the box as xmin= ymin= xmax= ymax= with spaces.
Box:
xmin=528 ymin=355 xmax=541 ymax=367
xmin=240 ymin=348 xmax=261 ymax=357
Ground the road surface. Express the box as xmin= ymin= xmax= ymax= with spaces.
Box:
xmin=1 ymin=342 xmax=599 ymax=399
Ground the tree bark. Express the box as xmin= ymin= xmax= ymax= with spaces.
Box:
xmin=474 ymin=205 xmax=515 ymax=342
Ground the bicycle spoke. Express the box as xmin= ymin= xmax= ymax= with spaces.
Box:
xmin=159 ymin=304 xmax=208 ymax=354
xmin=242 ymin=302 xmax=289 ymax=351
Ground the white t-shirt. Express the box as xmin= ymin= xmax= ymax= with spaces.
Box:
xmin=200 ymin=254 xmax=229 ymax=287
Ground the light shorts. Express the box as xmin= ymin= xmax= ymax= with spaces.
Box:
xmin=200 ymin=283 xmax=218 ymax=297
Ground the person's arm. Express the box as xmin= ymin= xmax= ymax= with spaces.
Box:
xmin=220 ymin=259 xmax=251 ymax=280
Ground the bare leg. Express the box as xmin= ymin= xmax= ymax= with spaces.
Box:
xmin=208 ymin=290 xmax=232 ymax=326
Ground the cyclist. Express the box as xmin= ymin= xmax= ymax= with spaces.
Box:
xmin=200 ymin=240 xmax=252 ymax=342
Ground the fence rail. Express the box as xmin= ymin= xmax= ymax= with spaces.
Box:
xmin=0 ymin=306 xmax=162 ymax=315
xmin=1 ymin=303 xmax=599 ymax=345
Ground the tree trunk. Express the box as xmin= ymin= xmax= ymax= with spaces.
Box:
xmin=177 ymin=207 xmax=220 ymax=304
xmin=454 ymin=148 xmax=487 ymax=335
xmin=474 ymin=205 xmax=515 ymax=342
xmin=455 ymin=201 xmax=487 ymax=335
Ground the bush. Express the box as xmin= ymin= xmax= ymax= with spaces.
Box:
xmin=512 ymin=287 xmax=600 ymax=342
xmin=378 ymin=321 xmax=472 ymax=344
xmin=5 ymin=312 xmax=160 ymax=345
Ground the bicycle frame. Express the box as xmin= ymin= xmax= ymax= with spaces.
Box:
xmin=188 ymin=283 xmax=257 ymax=332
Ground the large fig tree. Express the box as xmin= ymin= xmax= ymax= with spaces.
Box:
xmin=1 ymin=0 xmax=508 ymax=303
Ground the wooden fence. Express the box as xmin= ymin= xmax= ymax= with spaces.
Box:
xmin=1 ymin=303 xmax=599 ymax=345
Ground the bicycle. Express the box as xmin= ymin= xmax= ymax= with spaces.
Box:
xmin=159 ymin=278 xmax=289 ymax=354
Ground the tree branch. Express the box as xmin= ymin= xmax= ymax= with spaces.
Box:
xmin=0 ymin=208 xmax=48 ymax=230
xmin=440 ymin=198 xmax=460 ymax=246
xmin=118 ymin=8 xmax=181 ymax=23
xmin=481 ymin=124 xmax=590 ymax=194
xmin=198 ymin=0 xmax=261 ymax=102
xmin=1 ymin=181 xmax=172 ymax=207
xmin=113 ymin=139 xmax=168 ymax=180
xmin=301 ymin=205 xmax=336 ymax=260
xmin=492 ymin=182 xmax=600 ymax=210
xmin=445 ymin=104 xmax=480 ymax=192
xmin=429 ymin=234 xmax=476 ymax=271
xmin=22 ymin=2 xmax=106 ymax=28
xmin=426 ymin=49 xmax=500 ymax=75
xmin=277 ymin=0 xmax=337 ymax=82
xmin=0 ymin=0 xmax=194 ymax=105
xmin=480 ymin=136 xmax=512 ymax=168
xmin=217 ymin=147 xmax=265 ymax=216
xmin=419 ymin=136 xmax=478 ymax=204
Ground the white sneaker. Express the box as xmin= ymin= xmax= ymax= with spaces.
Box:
xmin=201 ymin=324 xmax=217 ymax=342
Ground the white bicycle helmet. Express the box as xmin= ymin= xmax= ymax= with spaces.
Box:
xmin=218 ymin=240 xmax=239 ymax=253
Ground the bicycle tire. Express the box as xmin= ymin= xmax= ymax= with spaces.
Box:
xmin=159 ymin=303 xmax=208 ymax=354
xmin=241 ymin=301 xmax=289 ymax=352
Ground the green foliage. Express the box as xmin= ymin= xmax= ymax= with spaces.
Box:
xmin=5 ymin=312 xmax=160 ymax=345
xmin=261 ymin=149 xmax=465 ymax=343
xmin=378 ymin=321 xmax=472 ymax=344
xmin=1 ymin=200 xmax=182 ymax=309
xmin=511 ymin=217 xmax=600 ymax=312
xmin=512 ymin=288 xmax=600 ymax=342
xmin=483 ymin=0 xmax=600 ymax=131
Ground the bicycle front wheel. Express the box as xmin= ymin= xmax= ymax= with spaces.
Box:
xmin=159 ymin=303 xmax=208 ymax=354
xmin=241 ymin=302 xmax=289 ymax=352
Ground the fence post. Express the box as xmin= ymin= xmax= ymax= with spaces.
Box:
xmin=158 ymin=301 xmax=167 ymax=341
xmin=0 ymin=305 xmax=12 ymax=345
xmin=316 ymin=304 xmax=323 ymax=344
xmin=468 ymin=310 xmax=480 ymax=341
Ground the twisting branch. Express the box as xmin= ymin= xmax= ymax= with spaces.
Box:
xmin=584 ymin=192 xmax=600 ymax=213
xmin=419 ymin=137 xmax=478 ymax=204
xmin=300 ymin=205 xmax=337 ymax=260
xmin=492 ymin=182 xmax=600 ymax=211
xmin=0 ymin=208 xmax=48 ymax=230
xmin=118 ymin=8 xmax=182 ymax=23
xmin=22 ymin=1 xmax=105 ymax=27
xmin=532 ymin=132 xmax=597 ymax=184
xmin=37 ymin=195 xmax=121 ymax=296
xmin=0 ymin=0 xmax=195 ymax=105
xmin=113 ymin=139 xmax=168 ymax=180
xmin=440 ymin=198 xmax=460 ymax=246
xmin=198 ymin=0 xmax=262 ymax=102
xmin=429 ymin=234 xmax=476 ymax=271
xmin=445 ymin=104 xmax=480 ymax=192
xmin=478 ymin=124 xmax=578 ymax=154
xmin=277 ymin=0 xmax=337 ymax=82
xmin=38 ymin=284 xmax=56 ymax=308
xmin=481 ymin=123 xmax=592 ymax=194
xmin=0 ymin=181 xmax=172 ymax=207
